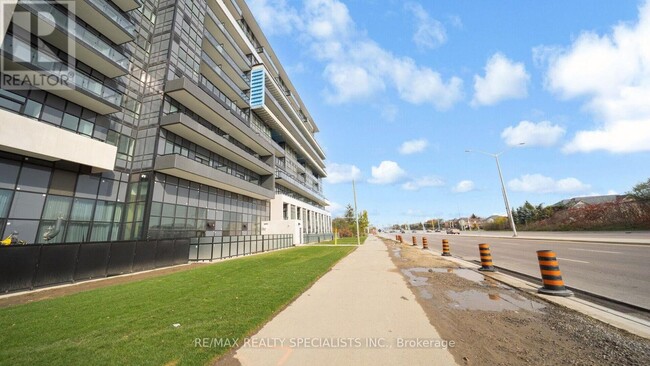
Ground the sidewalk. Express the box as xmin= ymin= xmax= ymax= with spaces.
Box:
xmin=218 ymin=236 xmax=457 ymax=366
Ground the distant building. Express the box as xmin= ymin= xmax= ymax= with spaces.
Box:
xmin=553 ymin=195 xmax=633 ymax=209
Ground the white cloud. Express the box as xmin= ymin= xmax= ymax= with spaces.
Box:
xmin=304 ymin=0 xmax=354 ymax=40
xmin=501 ymin=120 xmax=566 ymax=147
xmin=541 ymin=1 xmax=650 ymax=153
xmin=250 ymin=0 xmax=463 ymax=109
xmin=326 ymin=201 xmax=344 ymax=215
xmin=323 ymin=62 xmax=385 ymax=103
xmin=248 ymin=0 xmax=302 ymax=35
xmin=325 ymin=163 xmax=361 ymax=184
xmin=368 ymin=161 xmax=406 ymax=184
xmin=402 ymin=176 xmax=444 ymax=191
xmin=453 ymin=180 xmax=475 ymax=193
xmin=399 ymin=139 xmax=428 ymax=155
xmin=405 ymin=2 xmax=447 ymax=50
xmin=379 ymin=104 xmax=398 ymax=121
xmin=447 ymin=15 xmax=463 ymax=29
xmin=508 ymin=174 xmax=590 ymax=193
xmin=472 ymin=53 xmax=530 ymax=106
xmin=562 ymin=120 xmax=650 ymax=153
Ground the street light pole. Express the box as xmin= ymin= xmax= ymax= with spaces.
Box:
xmin=494 ymin=153 xmax=517 ymax=237
xmin=466 ymin=143 xmax=523 ymax=237
xmin=353 ymin=178 xmax=361 ymax=245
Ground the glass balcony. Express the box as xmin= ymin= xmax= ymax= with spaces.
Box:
xmin=66 ymin=0 xmax=135 ymax=44
xmin=85 ymin=0 xmax=135 ymax=36
xmin=275 ymin=168 xmax=327 ymax=201
xmin=204 ymin=31 xmax=249 ymax=85
xmin=19 ymin=1 xmax=128 ymax=76
xmin=201 ymin=51 xmax=249 ymax=105
xmin=3 ymin=34 xmax=122 ymax=113
xmin=198 ymin=75 xmax=249 ymax=124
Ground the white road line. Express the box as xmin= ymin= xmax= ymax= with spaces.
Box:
xmin=567 ymin=248 xmax=622 ymax=254
xmin=557 ymin=257 xmax=590 ymax=264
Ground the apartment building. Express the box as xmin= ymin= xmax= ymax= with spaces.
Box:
xmin=0 ymin=0 xmax=331 ymax=246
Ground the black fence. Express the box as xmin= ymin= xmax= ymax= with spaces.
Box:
xmin=189 ymin=234 xmax=293 ymax=261
xmin=0 ymin=239 xmax=190 ymax=293
xmin=303 ymin=233 xmax=334 ymax=244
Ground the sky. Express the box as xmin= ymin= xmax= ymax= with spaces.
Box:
xmin=248 ymin=0 xmax=650 ymax=228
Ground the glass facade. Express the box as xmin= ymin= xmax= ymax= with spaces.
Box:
xmin=149 ymin=173 xmax=268 ymax=238
xmin=0 ymin=0 xmax=329 ymax=245
xmin=0 ymin=153 xmax=129 ymax=244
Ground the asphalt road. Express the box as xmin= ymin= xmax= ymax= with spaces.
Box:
xmin=383 ymin=231 xmax=650 ymax=310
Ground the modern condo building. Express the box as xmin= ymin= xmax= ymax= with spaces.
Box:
xmin=0 ymin=0 xmax=331 ymax=246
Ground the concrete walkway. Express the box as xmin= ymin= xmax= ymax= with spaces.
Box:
xmin=226 ymin=236 xmax=457 ymax=366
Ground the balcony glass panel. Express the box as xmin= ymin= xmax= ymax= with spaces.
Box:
xmin=3 ymin=35 xmax=122 ymax=107
xmin=20 ymin=1 xmax=128 ymax=70
xmin=86 ymin=0 xmax=136 ymax=36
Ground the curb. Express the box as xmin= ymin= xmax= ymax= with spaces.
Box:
xmin=441 ymin=233 xmax=650 ymax=246
xmin=437 ymin=252 xmax=650 ymax=340
xmin=383 ymin=238 xmax=650 ymax=340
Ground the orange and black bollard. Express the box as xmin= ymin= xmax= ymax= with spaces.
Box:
xmin=536 ymin=250 xmax=573 ymax=297
xmin=397 ymin=235 xmax=402 ymax=243
xmin=422 ymin=237 xmax=428 ymax=249
xmin=478 ymin=243 xmax=496 ymax=272
xmin=412 ymin=236 xmax=417 ymax=246
xmin=441 ymin=239 xmax=451 ymax=256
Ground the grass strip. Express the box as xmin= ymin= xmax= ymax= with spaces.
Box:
xmin=0 ymin=246 xmax=355 ymax=366
xmin=318 ymin=236 xmax=367 ymax=245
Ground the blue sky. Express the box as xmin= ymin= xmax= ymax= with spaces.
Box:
xmin=249 ymin=0 xmax=650 ymax=227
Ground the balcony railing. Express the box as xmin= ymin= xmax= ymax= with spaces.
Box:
xmin=3 ymin=35 xmax=122 ymax=107
xmin=205 ymin=7 xmax=251 ymax=69
xmin=19 ymin=1 xmax=128 ymax=70
xmin=201 ymin=51 xmax=249 ymax=102
xmin=198 ymin=75 xmax=249 ymax=125
xmin=204 ymin=31 xmax=249 ymax=84
xmin=275 ymin=168 xmax=326 ymax=200
xmin=86 ymin=0 xmax=136 ymax=37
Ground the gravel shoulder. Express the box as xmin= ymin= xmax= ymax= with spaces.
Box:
xmin=383 ymin=238 xmax=650 ymax=366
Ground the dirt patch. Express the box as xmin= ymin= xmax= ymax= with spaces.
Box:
xmin=382 ymin=238 xmax=650 ymax=366
xmin=0 ymin=263 xmax=210 ymax=308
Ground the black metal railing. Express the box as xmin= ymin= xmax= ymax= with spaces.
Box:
xmin=303 ymin=233 xmax=334 ymax=244
xmin=0 ymin=239 xmax=190 ymax=293
xmin=189 ymin=234 xmax=293 ymax=261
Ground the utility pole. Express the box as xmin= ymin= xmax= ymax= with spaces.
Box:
xmin=353 ymin=179 xmax=361 ymax=245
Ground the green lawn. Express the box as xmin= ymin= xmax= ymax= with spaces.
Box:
xmin=0 ymin=246 xmax=355 ymax=366
xmin=318 ymin=236 xmax=367 ymax=245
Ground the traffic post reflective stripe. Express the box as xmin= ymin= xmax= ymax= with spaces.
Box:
xmin=478 ymin=243 xmax=496 ymax=272
xmin=536 ymin=250 xmax=573 ymax=297
xmin=441 ymin=239 xmax=451 ymax=256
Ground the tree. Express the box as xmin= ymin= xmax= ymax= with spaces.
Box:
xmin=358 ymin=210 xmax=369 ymax=235
xmin=628 ymin=178 xmax=650 ymax=201
xmin=344 ymin=204 xmax=355 ymax=224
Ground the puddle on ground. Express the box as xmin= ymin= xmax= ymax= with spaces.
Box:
xmin=401 ymin=268 xmax=430 ymax=287
xmin=402 ymin=267 xmax=543 ymax=312
xmin=446 ymin=290 xmax=546 ymax=313
xmin=427 ymin=268 xmax=509 ymax=288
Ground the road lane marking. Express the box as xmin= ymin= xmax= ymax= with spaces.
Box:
xmin=567 ymin=248 xmax=622 ymax=254
xmin=557 ymin=257 xmax=590 ymax=264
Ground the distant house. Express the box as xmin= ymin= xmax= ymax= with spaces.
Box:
xmin=484 ymin=215 xmax=506 ymax=224
xmin=553 ymin=195 xmax=634 ymax=209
